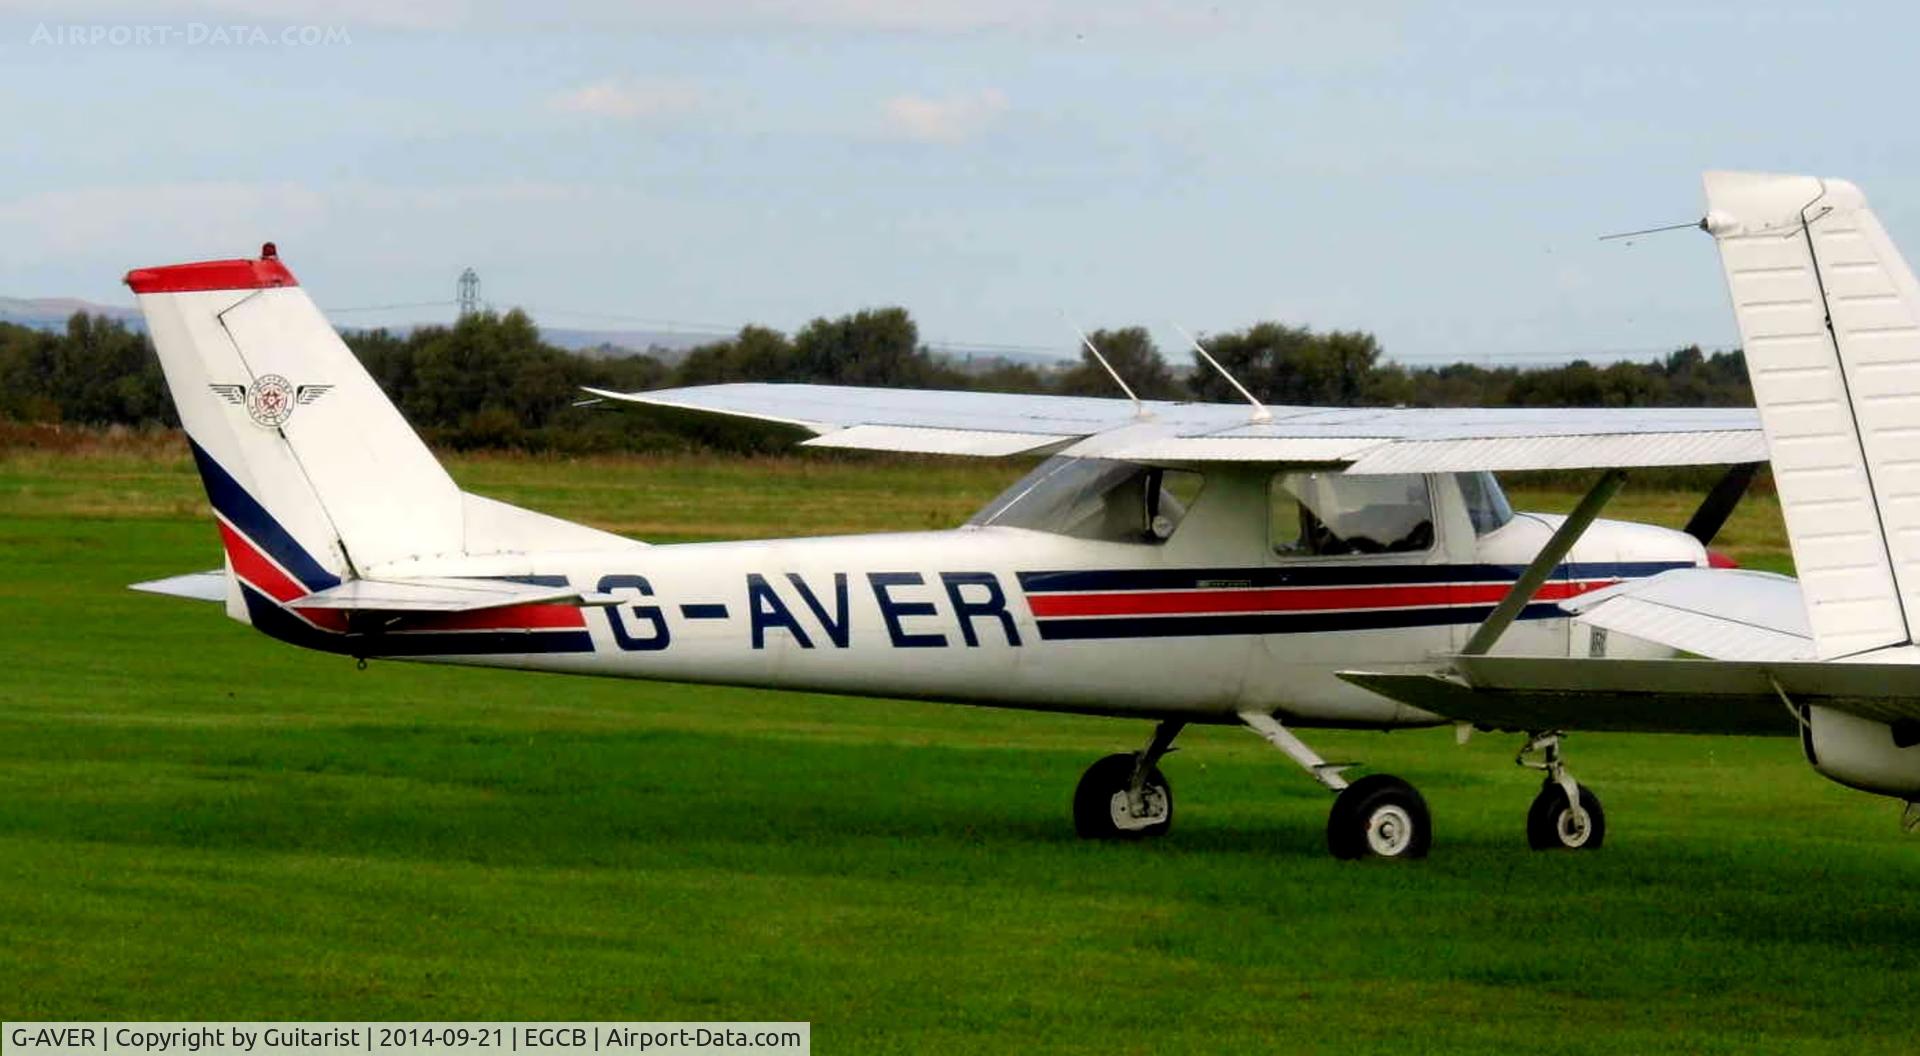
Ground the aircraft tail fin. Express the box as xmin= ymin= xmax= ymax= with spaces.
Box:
xmin=1705 ymin=172 xmax=1920 ymax=659
xmin=128 ymin=246 xmax=469 ymax=617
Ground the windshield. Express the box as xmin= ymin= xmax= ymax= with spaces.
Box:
xmin=1456 ymin=471 xmax=1515 ymax=535
xmin=970 ymin=457 xmax=1204 ymax=543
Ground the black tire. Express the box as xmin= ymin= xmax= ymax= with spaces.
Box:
xmin=1072 ymin=752 xmax=1173 ymax=840
xmin=1527 ymin=780 xmax=1606 ymax=851
xmin=1326 ymin=774 xmax=1431 ymax=860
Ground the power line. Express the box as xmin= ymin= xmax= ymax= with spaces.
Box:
xmin=324 ymin=299 xmax=458 ymax=314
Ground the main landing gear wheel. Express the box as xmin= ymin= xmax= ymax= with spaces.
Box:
xmin=1527 ymin=780 xmax=1606 ymax=850
xmin=1237 ymin=712 xmax=1430 ymax=860
xmin=1074 ymin=720 xmax=1184 ymax=841
xmin=1326 ymin=774 xmax=1432 ymax=860
xmin=1074 ymin=752 xmax=1174 ymax=840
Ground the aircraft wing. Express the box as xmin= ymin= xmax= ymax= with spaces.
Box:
xmin=583 ymin=382 xmax=1767 ymax=471
xmin=1341 ymin=655 xmax=1920 ymax=736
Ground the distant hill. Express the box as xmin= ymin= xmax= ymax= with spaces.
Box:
xmin=527 ymin=333 xmax=1080 ymax=377
xmin=934 ymin=346 xmax=1076 ymax=373
xmin=0 ymin=296 xmax=145 ymax=332
xmin=540 ymin=328 xmax=723 ymax=363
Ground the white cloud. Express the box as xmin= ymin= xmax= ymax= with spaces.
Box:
xmin=550 ymin=77 xmax=706 ymax=120
xmin=881 ymin=89 xmax=1009 ymax=145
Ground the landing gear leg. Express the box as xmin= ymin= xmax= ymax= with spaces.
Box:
xmin=1519 ymin=731 xmax=1606 ymax=851
xmin=1073 ymin=720 xmax=1184 ymax=840
xmin=1240 ymin=711 xmax=1431 ymax=860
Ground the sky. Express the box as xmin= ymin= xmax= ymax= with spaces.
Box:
xmin=3 ymin=1 xmax=1919 ymax=365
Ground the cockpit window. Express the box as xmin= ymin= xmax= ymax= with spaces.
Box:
xmin=1270 ymin=472 xmax=1433 ymax=556
xmin=1456 ymin=470 xmax=1515 ymax=536
xmin=970 ymin=456 xmax=1204 ymax=544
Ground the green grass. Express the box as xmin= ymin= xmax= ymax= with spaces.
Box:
xmin=0 ymin=438 xmax=1908 ymax=1053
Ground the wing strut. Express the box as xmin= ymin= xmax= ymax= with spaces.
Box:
xmin=1462 ymin=468 xmax=1628 ymax=656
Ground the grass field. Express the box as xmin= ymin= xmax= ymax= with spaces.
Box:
xmin=2 ymin=432 xmax=1914 ymax=1054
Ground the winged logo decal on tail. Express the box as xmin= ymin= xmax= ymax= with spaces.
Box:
xmin=208 ymin=376 xmax=332 ymax=428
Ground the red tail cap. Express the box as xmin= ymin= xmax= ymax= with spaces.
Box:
xmin=125 ymin=244 xmax=297 ymax=294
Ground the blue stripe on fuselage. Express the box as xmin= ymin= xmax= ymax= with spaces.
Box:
xmin=1031 ymin=602 xmax=1564 ymax=641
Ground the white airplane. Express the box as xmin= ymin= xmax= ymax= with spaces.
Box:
xmin=126 ymin=210 xmax=1774 ymax=862
xmin=1353 ymin=171 xmax=1920 ymax=836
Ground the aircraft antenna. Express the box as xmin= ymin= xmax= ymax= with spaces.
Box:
xmin=1174 ymin=322 xmax=1272 ymax=423
xmin=1597 ymin=218 xmax=1708 ymax=243
xmin=457 ymin=268 xmax=481 ymax=318
xmin=1060 ymin=312 xmax=1147 ymax=418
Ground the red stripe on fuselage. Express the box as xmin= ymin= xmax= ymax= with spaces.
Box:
xmin=1025 ymin=579 xmax=1621 ymax=618
xmin=400 ymin=604 xmax=588 ymax=633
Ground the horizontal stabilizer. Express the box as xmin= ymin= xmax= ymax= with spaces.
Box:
xmin=130 ymin=570 xmax=226 ymax=603
xmin=286 ymin=577 xmax=618 ymax=614
xmin=1561 ymin=567 xmax=1814 ymax=661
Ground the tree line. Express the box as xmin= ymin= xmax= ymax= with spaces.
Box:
xmin=0 ymin=306 xmax=1756 ymax=453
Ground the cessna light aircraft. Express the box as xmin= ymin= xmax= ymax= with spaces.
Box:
xmin=135 ymin=176 xmax=1866 ymax=862
xmin=1353 ymin=171 xmax=1920 ymax=835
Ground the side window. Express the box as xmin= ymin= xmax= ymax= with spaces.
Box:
xmin=1270 ymin=483 xmax=1306 ymax=554
xmin=1155 ymin=469 xmax=1205 ymax=539
xmin=971 ymin=457 xmax=1205 ymax=544
xmin=1118 ymin=466 xmax=1204 ymax=543
xmin=1270 ymin=472 xmax=1434 ymax=557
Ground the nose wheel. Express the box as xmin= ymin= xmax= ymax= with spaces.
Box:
xmin=1518 ymin=732 xmax=1605 ymax=851
xmin=1527 ymin=779 xmax=1606 ymax=850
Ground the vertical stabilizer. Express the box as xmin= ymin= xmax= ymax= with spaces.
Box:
xmin=128 ymin=248 xmax=467 ymax=592
xmin=1706 ymin=171 xmax=1920 ymax=658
